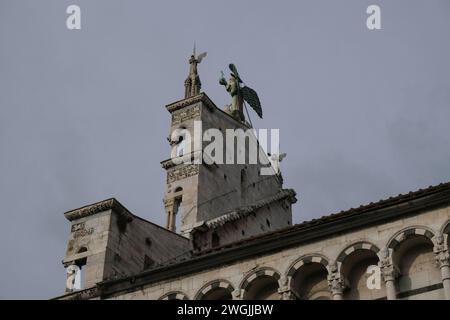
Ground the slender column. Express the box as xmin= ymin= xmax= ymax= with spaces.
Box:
xmin=163 ymin=198 xmax=176 ymax=231
xmin=438 ymin=254 xmax=450 ymax=300
xmin=434 ymin=236 xmax=450 ymax=300
xmin=381 ymin=265 xmax=398 ymax=300
xmin=166 ymin=210 xmax=171 ymax=230
xmin=329 ymin=279 xmax=344 ymax=300
xmin=169 ymin=212 xmax=175 ymax=231
xmin=378 ymin=248 xmax=398 ymax=300
xmin=327 ymin=262 xmax=345 ymax=300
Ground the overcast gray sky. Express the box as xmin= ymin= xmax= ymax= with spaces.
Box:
xmin=1 ymin=0 xmax=449 ymax=299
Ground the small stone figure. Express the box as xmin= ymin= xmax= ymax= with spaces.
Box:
xmin=185 ymin=45 xmax=207 ymax=98
xmin=269 ymin=152 xmax=287 ymax=175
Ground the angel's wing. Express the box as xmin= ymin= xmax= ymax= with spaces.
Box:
xmin=229 ymin=63 xmax=243 ymax=83
xmin=197 ymin=52 xmax=207 ymax=63
xmin=241 ymin=86 xmax=263 ymax=118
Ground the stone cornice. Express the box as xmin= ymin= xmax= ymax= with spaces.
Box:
xmin=52 ymin=286 xmax=100 ymax=300
xmin=160 ymin=151 xmax=202 ymax=170
xmin=64 ymin=198 xmax=130 ymax=222
xmin=165 ymin=92 xmax=251 ymax=129
xmin=201 ymin=189 xmax=297 ymax=230
xmin=165 ymin=92 xmax=216 ymax=113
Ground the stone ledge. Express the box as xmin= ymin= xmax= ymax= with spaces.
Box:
xmin=160 ymin=151 xmax=202 ymax=170
xmin=64 ymin=198 xmax=129 ymax=222
xmin=165 ymin=92 xmax=251 ymax=129
xmin=165 ymin=92 xmax=215 ymax=113
xmin=52 ymin=286 xmax=100 ymax=300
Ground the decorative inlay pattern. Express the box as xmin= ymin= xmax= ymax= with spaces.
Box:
xmin=167 ymin=164 xmax=199 ymax=183
xmin=172 ymin=104 xmax=201 ymax=125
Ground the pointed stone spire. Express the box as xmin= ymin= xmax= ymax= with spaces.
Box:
xmin=184 ymin=45 xmax=207 ymax=98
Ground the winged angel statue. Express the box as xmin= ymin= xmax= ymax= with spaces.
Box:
xmin=219 ymin=64 xmax=262 ymax=123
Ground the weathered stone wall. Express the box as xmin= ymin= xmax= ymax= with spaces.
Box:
xmin=106 ymin=204 xmax=450 ymax=300
xmin=197 ymin=103 xmax=282 ymax=223
xmin=104 ymin=211 xmax=191 ymax=280
xmin=192 ymin=200 xmax=292 ymax=251
xmin=164 ymin=164 xmax=199 ymax=234
xmin=163 ymin=94 xmax=287 ymax=239
xmin=63 ymin=200 xmax=191 ymax=290
xmin=63 ymin=210 xmax=112 ymax=289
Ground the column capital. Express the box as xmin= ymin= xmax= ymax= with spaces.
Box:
xmin=380 ymin=264 xmax=399 ymax=282
xmin=378 ymin=247 xmax=399 ymax=282
xmin=163 ymin=198 xmax=175 ymax=208
xmin=328 ymin=277 xmax=345 ymax=296
xmin=377 ymin=247 xmax=392 ymax=266
xmin=327 ymin=262 xmax=345 ymax=296
xmin=433 ymin=235 xmax=450 ymax=268
xmin=278 ymin=288 xmax=294 ymax=300
xmin=435 ymin=250 xmax=450 ymax=268
xmin=232 ymin=289 xmax=242 ymax=300
xmin=277 ymin=275 xmax=294 ymax=300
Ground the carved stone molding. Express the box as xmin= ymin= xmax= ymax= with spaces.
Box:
xmin=166 ymin=92 xmax=216 ymax=114
xmin=278 ymin=288 xmax=294 ymax=300
xmin=328 ymin=277 xmax=345 ymax=296
xmin=199 ymin=188 xmax=297 ymax=231
xmin=64 ymin=198 xmax=132 ymax=222
xmin=433 ymin=235 xmax=446 ymax=251
xmin=60 ymin=286 xmax=100 ymax=300
xmin=434 ymin=235 xmax=450 ymax=268
xmin=163 ymin=198 xmax=175 ymax=207
xmin=161 ymin=151 xmax=202 ymax=170
xmin=327 ymin=262 xmax=345 ymax=295
xmin=277 ymin=275 xmax=293 ymax=300
xmin=172 ymin=104 xmax=201 ymax=125
xmin=377 ymin=247 xmax=399 ymax=282
xmin=436 ymin=250 xmax=450 ymax=268
xmin=381 ymin=264 xmax=399 ymax=282
xmin=167 ymin=164 xmax=199 ymax=184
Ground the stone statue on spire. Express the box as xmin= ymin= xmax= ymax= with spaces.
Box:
xmin=184 ymin=45 xmax=207 ymax=98
xmin=219 ymin=63 xmax=263 ymax=123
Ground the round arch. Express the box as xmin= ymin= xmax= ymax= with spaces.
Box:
xmin=336 ymin=241 xmax=383 ymax=300
xmin=240 ymin=267 xmax=281 ymax=300
xmin=195 ymin=280 xmax=235 ymax=300
xmin=336 ymin=241 xmax=380 ymax=264
xmin=440 ymin=219 xmax=450 ymax=237
xmin=286 ymin=254 xmax=331 ymax=300
xmin=387 ymin=226 xmax=435 ymax=251
xmin=440 ymin=220 xmax=450 ymax=247
xmin=158 ymin=291 xmax=189 ymax=300
xmin=286 ymin=254 xmax=329 ymax=277
xmin=387 ymin=226 xmax=440 ymax=299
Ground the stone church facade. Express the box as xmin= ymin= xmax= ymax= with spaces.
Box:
xmin=55 ymin=55 xmax=450 ymax=300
